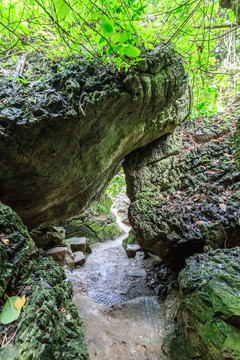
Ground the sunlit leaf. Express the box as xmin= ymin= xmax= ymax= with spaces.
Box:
xmin=101 ymin=17 xmax=114 ymax=37
xmin=53 ymin=0 xmax=70 ymax=20
xmin=123 ymin=46 xmax=140 ymax=58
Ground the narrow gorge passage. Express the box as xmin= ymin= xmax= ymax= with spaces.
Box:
xmin=65 ymin=201 xmax=170 ymax=360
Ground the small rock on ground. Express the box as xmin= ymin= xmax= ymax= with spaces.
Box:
xmin=46 ymin=246 xmax=68 ymax=266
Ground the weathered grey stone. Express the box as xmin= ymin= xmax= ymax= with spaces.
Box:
xmin=46 ymin=246 xmax=68 ymax=266
xmin=30 ymin=225 xmax=65 ymax=250
xmin=0 ymin=45 xmax=188 ymax=229
xmin=124 ymin=123 xmax=240 ymax=269
xmin=125 ymin=244 xmax=142 ymax=258
xmin=163 ymin=247 xmax=240 ymax=360
xmin=66 ymin=237 xmax=87 ymax=253
xmin=74 ymin=251 xmax=86 ymax=266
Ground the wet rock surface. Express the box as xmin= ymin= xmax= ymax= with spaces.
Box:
xmin=163 ymin=247 xmax=240 ymax=360
xmin=0 ymin=46 xmax=187 ymax=229
xmin=124 ymin=121 xmax=240 ymax=269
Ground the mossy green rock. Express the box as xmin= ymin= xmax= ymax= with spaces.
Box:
xmin=30 ymin=225 xmax=66 ymax=250
xmin=0 ymin=202 xmax=35 ymax=297
xmin=0 ymin=254 xmax=89 ymax=360
xmin=0 ymin=203 xmax=88 ymax=359
xmin=124 ymin=124 xmax=240 ymax=269
xmin=59 ymin=208 xmax=122 ymax=245
xmin=0 ymin=45 xmax=187 ymax=229
xmin=163 ymin=247 xmax=240 ymax=360
xmin=14 ymin=255 xmax=88 ymax=360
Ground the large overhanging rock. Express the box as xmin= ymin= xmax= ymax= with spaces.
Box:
xmin=0 ymin=45 xmax=188 ymax=229
xmin=163 ymin=247 xmax=240 ymax=360
xmin=123 ymin=122 xmax=240 ymax=269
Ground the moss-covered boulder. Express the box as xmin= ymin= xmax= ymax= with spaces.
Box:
xmin=0 ymin=202 xmax=36 ymax=297
xmin=124 ymin=121 xmax=240 ymax=268
xmin=60 ymin=210 xmax=122 ymax=245
xmin=58 ymin=194 xmax=123 ymax=244
xmin=0 ymin=203 xmax=88 ymax=359
xmin=30 ymin=225 xmax=66 ymax=250
xmin=163 ymin=247 xmax=240 ymax=360
xmin=0 ymin=45 xmax=188 ymax=229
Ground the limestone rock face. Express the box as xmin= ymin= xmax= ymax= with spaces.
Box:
xmin=0 ymin=45 xmax=188 ymax=229
xmin=123 ymin=123 xmax=240 ymax=269
xmin=163 ymin=247 xmax=240 ymax=360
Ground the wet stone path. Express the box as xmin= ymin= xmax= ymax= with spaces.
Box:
xmin=65 ymin=205 xmax=169 ymax=360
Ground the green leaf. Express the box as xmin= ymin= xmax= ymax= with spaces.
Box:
xmin=15 ymin=77 xmax=28 ymax=84
xmin=106 ymin=45 xmax=114 ymax=55
xmin=22 ymin=277 xmax=32 ymax=284
xmin=123 ymin=46 xmax=140 ymax=58
xmin=53 ymin=0 xmax=70 ymax=20
xmin=98 ymin=36 xmax=107 ymax=47
xmin=0 ymin=296 xmax=21 ymax=324
xmin=101 ymin=17 xmax=114 ymax=37
xmin=111 ymin=31 xmax=130 ymax=44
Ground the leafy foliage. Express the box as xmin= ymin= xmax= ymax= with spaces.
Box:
xmin=0 ymin=0 xmax=239 ymax=115
xmin=107 ymin=170 xmax=126 ymax=197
